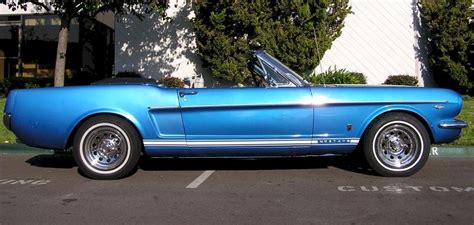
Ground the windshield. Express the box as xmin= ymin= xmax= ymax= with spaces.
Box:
xmin=253 ymin=50 xmax=309 ymax=87
xmin=260 ymin=61 xmax=293 ymax=86
xmin=263 ymin=53 xmax=307 ymax=84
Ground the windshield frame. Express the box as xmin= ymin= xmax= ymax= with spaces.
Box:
xmin=253 ymin=50 xmax=309 ymax=87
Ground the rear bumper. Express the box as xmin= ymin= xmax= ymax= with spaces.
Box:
xmin=3 ymin=113 xmax=11 ymax=131
xmin=438 ymin=119 xmax=468 ymax=129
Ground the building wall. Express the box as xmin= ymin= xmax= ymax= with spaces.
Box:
xmin=316 ymin=0 xmax=434 ymax=86
xmin=0 ymin=3 xmax=48 ymax=15
xmin=104 ymin=0 xmax=433 ymax=87
xmin=0 ymin=4 xmax=81 ymax=79
xmin=115 ymin=0 xmax=212 ymax=87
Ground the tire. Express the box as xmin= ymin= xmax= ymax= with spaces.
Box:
xmin=73 ymin=115 xmax=141 ymax=179
xmin=362 ymin=112 xmax=430 ymax=177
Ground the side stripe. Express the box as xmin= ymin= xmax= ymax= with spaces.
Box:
xmin=143 ymin=138 xmax=359 ymax=147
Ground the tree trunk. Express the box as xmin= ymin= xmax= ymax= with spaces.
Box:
xmin=54 ymin=16 xmax=71 ymax=87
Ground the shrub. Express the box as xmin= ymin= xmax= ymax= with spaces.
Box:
xmin=194 ymin=0 xmax=351 ymax=84
xmin=115 ymin=71 xmax=142 ymax=78
xmin=383 ymin=75 xmax=418 ymax=86
xmin=304 ymin=68 xmax=366 ymax=85
xmin=25 ymin=82 xmax=40 ymax=89
xmin=158 ymin=76 xmax=185 ymax=88
xmin=66 ymin=71 xmax=110 ymax=86
xmin=419 ymin=0 xmax=473 ymax=94
xmin=3 ymin=77 xmax=53 ymax=93
xmin=1 ymin=79 xmax=11 ymax=94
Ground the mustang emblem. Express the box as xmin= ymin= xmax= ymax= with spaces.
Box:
xmin=433 ymin=105 xmax=445 ymax=110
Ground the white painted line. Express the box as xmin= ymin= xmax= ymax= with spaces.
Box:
xmin=186 ymin=170 xmax=215 ymax=189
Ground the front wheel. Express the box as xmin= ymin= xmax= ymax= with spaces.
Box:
xmin=73 ymin=115 xmax=141 ymax=179
xmin=362 ymin=113 xmax=430 ymax=177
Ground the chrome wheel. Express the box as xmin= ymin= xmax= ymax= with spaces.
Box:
xmin=79 ymin=123 xmax=131 ymax=173
xmin=373 ymin=121 xmax=423 ymax=171
xmin=363 ymin=113 xmax=430 ymax=177
xmin=74 ymin=116 xmax=141 ymax=179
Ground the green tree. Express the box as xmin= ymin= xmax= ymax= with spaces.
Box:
xmin=419 ymin=0 xmax=473 ymax=94
xmin=4 ymin=1 xmax=167 ymax=87
xmin=194 ymin=0 xmax=351 ymax=84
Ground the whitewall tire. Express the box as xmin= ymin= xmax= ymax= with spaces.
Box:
xmin=73 ymin=115 xmax=141 ymax=179
xmin=362 ymin=113 xmax=430 ymax=177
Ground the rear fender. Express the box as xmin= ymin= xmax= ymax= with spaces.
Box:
xmin=65 ymin=109 xmax=144 ymax=149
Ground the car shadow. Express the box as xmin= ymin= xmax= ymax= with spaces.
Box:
xmin=25 ymin=153 xmax=377 ymax=176
xmin=25 ymin=153 xmax=76 ymax=169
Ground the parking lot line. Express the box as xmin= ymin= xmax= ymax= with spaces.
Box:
xmin=186 ymin=170 xmax=215 ymax=189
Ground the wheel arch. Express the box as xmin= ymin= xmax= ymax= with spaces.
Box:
xmin=65 ymin=112 xmax=144 ymax=151
xmin=359 ymin=109 xmax=434 ymax=144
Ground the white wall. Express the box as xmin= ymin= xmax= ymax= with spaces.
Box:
xmin=0 ymin=2 xmax=48 ymax=15
xmin=115 ymin=0 xmax=434 ymax=87
xmin=316 ymin=0 xmax=434 ymax=86
xmin=115 ymin=0 xmax=210 ymax=87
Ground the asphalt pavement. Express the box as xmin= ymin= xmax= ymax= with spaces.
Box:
xmin=0 ymin=153 xmax=473 ymax=225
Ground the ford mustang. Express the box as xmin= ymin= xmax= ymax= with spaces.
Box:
xmin=3 ymin=51 xmax=467 ymax=179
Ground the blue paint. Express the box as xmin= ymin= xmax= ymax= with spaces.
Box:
xmin=3 ymin=52 xmax=465 ymax=158
xmin=4 ymin=83 xmax=464 ymax=157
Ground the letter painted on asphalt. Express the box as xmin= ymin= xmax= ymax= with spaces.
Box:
xmin=465 ymin=187 xmax=474 ymax=192
xmin=337 ymin=186 xmax=355 ymax=191
xmin=451 ymin=187 xmax=466 ymax=192
xmin=0 ymin=179 xmax=50 ymax=185
xmin=31 ymin=180 xmax=50 ymax=185
xmin=361 ymin=186 xmax=379 ymax=192
xmin=0 ymin=179 xmax=15 ymax=184
xmin=11 ymin=180 xmax=34 ymax=185
xmin=383 ymin=186 xmax=403 ymax=192
xmin=337 ymin=185 xmax=472 ymax=192
xmin=405 ymin=186 xmax=423 ymax=191
xmin=430 ymin=186 xmax=449 ymax=192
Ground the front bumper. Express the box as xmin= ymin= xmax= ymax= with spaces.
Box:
xmin=438 ymin=119 xmax=468 ymax=129
xmin=3 ymin=113 xmax=11 ymax=131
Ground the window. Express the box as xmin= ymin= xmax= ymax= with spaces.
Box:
xmin=261 ymin=61 xmax=292 ymax=86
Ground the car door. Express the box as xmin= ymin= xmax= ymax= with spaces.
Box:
xmin=178 ymin=87 xmax=314 ymax=155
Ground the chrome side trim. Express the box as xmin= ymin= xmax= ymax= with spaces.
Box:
xmin=143 ymin=140 xmax=186 ymax=147
xmin=148 ymin=106 xmax=180 ymax=110
xmin=181 ymin=102 xmax=311 ymax=109
xmin=439 ymin=120 xmax=468 ymax=129
xmin=149 ymin=100 xmax=448 ymax=110
xmin=316 ymin=100 xmax=449 ymax=106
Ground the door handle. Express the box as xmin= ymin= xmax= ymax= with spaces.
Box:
xmin=179 ymin=91 xmax=199 ymax=97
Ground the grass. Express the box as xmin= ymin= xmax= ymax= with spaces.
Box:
xmin=0 ymin=95 xmax=473 ymax=146
xmin=453 ymin=96 xmax=474 ymax=146
xmin=0 ymin=96 xmax=16 ymax=143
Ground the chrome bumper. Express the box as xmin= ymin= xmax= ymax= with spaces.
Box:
xmin=3 ymin=113 xmax=11 ymax=131
xmin=439 ymin=119 xmax=468 ymax=129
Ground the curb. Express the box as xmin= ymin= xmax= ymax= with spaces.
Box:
xmin=429 ymin=146 xmax=474 ymax=157
xmin=0 ymin=144 xmax=54 ymax=155
xmin=0 ymin=144 xmax=473 ymax=157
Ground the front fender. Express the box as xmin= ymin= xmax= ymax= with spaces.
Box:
xmin=358 ymin=105 xmax=432 ymax=139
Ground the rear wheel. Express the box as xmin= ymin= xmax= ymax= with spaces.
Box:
xmin=73 ymin=115 xmax=141 ymax=179
xmin=362 ymin=113 xmax=430 ymax=177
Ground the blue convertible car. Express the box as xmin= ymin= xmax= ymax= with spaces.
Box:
xmin=3 ymin=51 xmax=467 ymax=179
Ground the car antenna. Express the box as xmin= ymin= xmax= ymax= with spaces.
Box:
xmin=313 ymin=27 xmax=326 ymax=87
